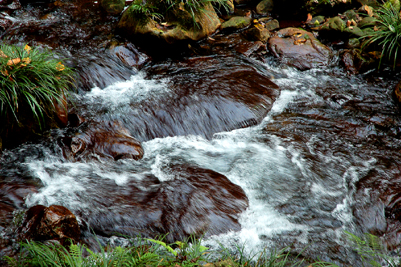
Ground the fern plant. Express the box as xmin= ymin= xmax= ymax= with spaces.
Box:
xmin=0 ymin=44 xmax=74 ymax=128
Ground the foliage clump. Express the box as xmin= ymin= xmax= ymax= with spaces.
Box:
xmin=0 ymin=44 xmax=74 ymax=128
xmin=361 ymin=1 xmax=401 ymax=68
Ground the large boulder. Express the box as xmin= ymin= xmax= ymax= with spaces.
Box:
xmin=268 ymin=27 xmax=333 ymax=70
xmin=117 ymin=2 xmax=220 ymax=44
xmin=77 ymin=165 xmax=248 ymax=242
xmin=79 ymin=55 xmax=280 ymax=141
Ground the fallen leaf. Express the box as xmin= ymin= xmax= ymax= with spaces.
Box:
xmin=0 ymin=50 xmax=7 ymax=58
xmin=24 ymin=44 xmax=31 ymax=54
xmin=55 ymin=62 xmax=65 ymax=71
xmin=306 ymin=13 xmax=312 ymax=23
xmin=7 ymin=58 xmax=21 ymax=66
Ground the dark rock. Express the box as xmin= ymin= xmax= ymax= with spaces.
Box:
xmin=244 ymin=25 xmax=270 ymax=42
xmin=79 ymin=165 xmax=248 ymax=242
xmin=102 ymin=55 xmax=280 ymax=141
xmin=0 ymin=0 xmax=20 ymax=10
xmin=340 ymin=49 xmax=376 ymax=74
xmin=109 ymin=42 xmax=150 ymax=69
xmin=61 ymin=121 xmax=144 ymax=161
xmin=256 ymin=0 xmax=274 ymax=15
xmin=100 ymin=0 xmax=125 ymax=15
xmin=18 ymin=205 xmax=80 ymax=243
xmin=268 ymin=27 xmax=333 ymax=70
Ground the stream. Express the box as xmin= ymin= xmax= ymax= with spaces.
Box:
xmin=2 ymin=50 xmax=401 ymax=266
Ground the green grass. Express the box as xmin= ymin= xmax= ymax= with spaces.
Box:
xmin=0 ymin=44 xmax=74 ymax=128
xmin=360 ymin=2 xmax=401 ymax=68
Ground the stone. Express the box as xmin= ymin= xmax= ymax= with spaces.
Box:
xmin=268 ymin=27 xmax=333 ymax=70
xmin=357 ymin=16 xmax=376 ymax=28
xmin=118 ymin=2 xmax=221 ymax=44
xmin=340 ymin=49 xmax=376 ymax=74
xmin=256 ymin=0 xmax=274 ymax=15
xmin=100 ymin=0 xmax=125 ymax=15
xmin=109 ymin=42 xmax=149 ymax=68
xmin=80 ymin=165 xmax=249 ymax=242
xmin=244 ymin=25 xmax=270 ymax=42
xmin=263 ymin=19 xmax=279 ymax=31
xmin=61 ymin=121 xmax=144 ymax=161
xmin=221 ymin=16 xmax=252 ymax=31
xmin=18 ymin=205 xmax=80 ymax=243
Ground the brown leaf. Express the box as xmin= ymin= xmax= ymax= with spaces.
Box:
xmin=306 ymin=13 xmax=312 ymax=23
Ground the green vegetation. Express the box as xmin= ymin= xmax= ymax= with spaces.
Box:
xmin=3 ymin=232 xmax=400 ymax=267
xmin=129 ymin=0 xmax=230 ymax=27
xmin=361 ymin=2 xmax=401 ymax=68
xmin=0 ymin=44 xmax=74 ymax=128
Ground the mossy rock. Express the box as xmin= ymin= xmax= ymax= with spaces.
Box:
xmin=256 ymin=0 xmax=274 ymax=15
xmin=117 ymin=2 xmax=221 ymax=43
xmin=344 ymin=9 xmax=358 ymax=20
xmin=100 ymin=0 xmax=125 ymax=15
xmin=358 ymin=16 xmax=377 ymax=28
xmin=263 ymin=18 xmax=279 ymax=31
xmin=344 ymin=26 xmax=364 ymax=37
xmin=221 ymin=16 xmax=252 ymax=30
xmin=356 ymin=0 xmax=380 ymax=8
xmin=320 ymin=16 xmax=346 ymax=31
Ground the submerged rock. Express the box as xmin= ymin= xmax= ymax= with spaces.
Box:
xmin=81 ymin=55 xmax=280 ymax=141
xmin=79 ymin=165 xmax=248 ymax=242
xmin=61 ymin=121 xmax=144 ymax=161
xmin=268 ymin=27 xmax=333 ymax=70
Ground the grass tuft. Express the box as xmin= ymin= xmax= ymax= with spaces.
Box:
xmin=360 ymin=2 xmax=401 ymax=69
xmin=0 ymin=44 xmax=74 ymax=129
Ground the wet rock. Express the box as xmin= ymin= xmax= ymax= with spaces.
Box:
xmin=18 ymin=205 xmax=80 ymax=243
xmin=61 ymin=121 xmax=144 ymax=161
xmin=80 ymin=165 xmax=248 ymax=242
xmin=268 ymin=27 xmax=333 ymax=70
xmin=340 ymin=49 xmax=376 ymax=74
xmin=109 ymin=42 xmax=150 ymax=69
xmin=92 ymin=55 xmax=280 ymax=141
xmin=118 ymin=2 xmax=220 ymax=44
xmin=221 ymin=16 xmax=252 ymax=31
xmin=394 ymin=80 xmax=401 ymax=105
xmin=100 ymin=0 xmax=125 ymax=15
xmin=262 ymin=18 xmax=279 ymax=31
xmin=256 ymin=0 xmax=274 ymax=15
xmin=244 ymin=25 xmax=270 ymax=42
xmin=0 ymin=0 xmax=20 ymax=10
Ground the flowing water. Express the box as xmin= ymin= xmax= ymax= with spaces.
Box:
xmin=1 ymin=50 xmax=401 ymax=266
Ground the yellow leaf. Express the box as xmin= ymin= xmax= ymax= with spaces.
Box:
xmin=1 ymin=69 xmax=8 ymax=76
xmin=0 ymin=50 xmax=7 ymax=58
xmin=24 ymin=44 xmax=31 ymax=54
xmin=20 ymin=57 xmax=31 ymax=67
xmin=55 ymin=62 xmax=65 ymax=71
xmin=7 ymin=58 xmax=21 ymax=66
